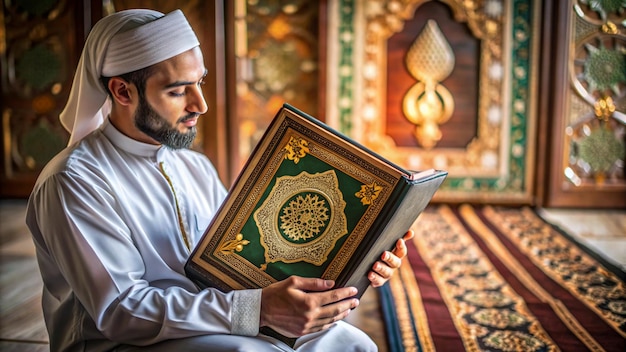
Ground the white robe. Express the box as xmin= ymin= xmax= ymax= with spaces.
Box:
xmin=25 ymin=121 xmax=375 ymax=352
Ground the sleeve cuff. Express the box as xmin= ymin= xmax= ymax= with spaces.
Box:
xmin=231 ymin=288 xmax=262 ymax=336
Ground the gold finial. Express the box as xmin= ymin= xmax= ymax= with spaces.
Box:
xmin=600 ymin=21 xmax=618 ymax=34
xmin=402 ymin=20 xmax=455 ymax=149
xmin=594 ymin=96 xmax=615 ymax=122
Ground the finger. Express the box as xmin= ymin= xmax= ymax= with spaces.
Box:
xmin=368 ymin=270 xmax=387 ymax=287
xmin=403 ymin=229 xmax=415 ymax=241
xmin=316 ymin=296 xmax=359 ymax=320
xmin=369 ymin=253 xmax=402 ymax=287
xmin=372 ymin=259 xmax=394 ymax=279
xmin=299 ymin=292 xmax=359 ymax=334
xmin=289 ymin=276 xmax=335 ymax=292
xmin=307 ymin=306 xmax=354 ymax=332
xmin=382 ymin=250 xmax=403 ymax=269
xmin=296 ymin=297 xmax=357 ymax=334
xmin=391 ymin=238 xmax=408 ymax=260
xmin=316 ymin=286 xmax=359 ymax=306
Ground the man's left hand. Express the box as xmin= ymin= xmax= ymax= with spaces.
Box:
xmin=368 ymin=230 xmax=414 ymax=287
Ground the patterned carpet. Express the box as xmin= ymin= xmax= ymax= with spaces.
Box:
xmin=381 ymin=204 xmax=625 ymax=352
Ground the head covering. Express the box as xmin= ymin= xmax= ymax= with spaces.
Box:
xmin=60 ymin=9 xmax=200 ymax=145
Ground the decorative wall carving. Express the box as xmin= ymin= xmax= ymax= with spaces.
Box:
xmin=232 ymin=0 xmax=320 ymax=174
xmin=325 ymin=0 xmax=540 ymax=203
xmin=1 ymin=0 xmax=76 ymax=196
xmin=563 ymin=1 xmax=625 ymax=186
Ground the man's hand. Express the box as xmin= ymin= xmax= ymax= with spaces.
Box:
xmin=260 ymin=277 xmax=359 ymax=338
xmin=368 ymin=230 xmax=414 ymax=287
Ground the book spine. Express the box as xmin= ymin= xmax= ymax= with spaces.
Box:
xmin=342 ymin=173 xmax=447 ymax=297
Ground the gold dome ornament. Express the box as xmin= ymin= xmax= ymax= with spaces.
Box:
xmin=402 ymin=20 xmax=455 ymax=149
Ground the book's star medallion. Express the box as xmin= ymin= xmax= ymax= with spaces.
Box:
xmin=254 ymin=170 xmax=348 ymax=268
xmin=283 ymin=136 xmax=309 ymax=164
xmin=279 ymin=192 xmax=331 ymax=243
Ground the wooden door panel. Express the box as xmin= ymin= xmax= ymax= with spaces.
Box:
xmin=0 ymin=0 xmax=97 ymax=198
xmin=539 ymin=1 xmax=626 ymax=208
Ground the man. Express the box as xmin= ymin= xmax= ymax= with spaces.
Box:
xmin=25 ymin=9 xmax=413 ymax=351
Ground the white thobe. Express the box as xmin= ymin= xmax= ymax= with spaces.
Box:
xmin=25 ymin=120 xmax=376 ymax=352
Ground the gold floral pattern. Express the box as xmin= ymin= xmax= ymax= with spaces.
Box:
xmin=218 ymin=233 xmax=250 ymax=254
xmin=355 ymin=182 xmax=383 ymax=205
xmin=283 ymin=136 xmax=309 ymax=164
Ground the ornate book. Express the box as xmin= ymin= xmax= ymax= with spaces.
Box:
xmin=185 ymin=104 xmax=447 ymax=298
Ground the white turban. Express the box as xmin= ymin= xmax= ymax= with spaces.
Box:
xmin=60 ymin=9 xmax=200 ymax=145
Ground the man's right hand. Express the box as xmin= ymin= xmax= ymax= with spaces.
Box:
xmin=259 ymin=276 xmax=359 ymax=338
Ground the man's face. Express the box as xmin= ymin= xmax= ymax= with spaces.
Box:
xmin=134 ymin=47 xmax=208 ymax=149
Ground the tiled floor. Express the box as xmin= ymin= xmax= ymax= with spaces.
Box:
xmin=1 ymin=199 xmax=624 ymax=351
xmin=0 ymin=200 xmax=49 ymax=352
xmin=539 ymin=208 xmax=626 ymax=271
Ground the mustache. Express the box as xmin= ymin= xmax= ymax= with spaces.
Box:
xmin=178 ymin=113 xmax=200 ymax=123
xmin=178 ymin=112 xmax=200 ymax=123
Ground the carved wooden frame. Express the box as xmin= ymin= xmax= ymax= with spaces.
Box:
xmin=325 ymin=0 xmax=541 ymax=203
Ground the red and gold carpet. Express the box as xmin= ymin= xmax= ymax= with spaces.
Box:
xmin=380 ymin=204 xmax=625 ymax=352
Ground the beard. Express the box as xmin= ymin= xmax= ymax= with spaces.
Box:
xmin=134 ymin=96 xmax=198 ymax=150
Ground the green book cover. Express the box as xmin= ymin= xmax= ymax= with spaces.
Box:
xmin=185 ymin=104 xmax=447 ymax=295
